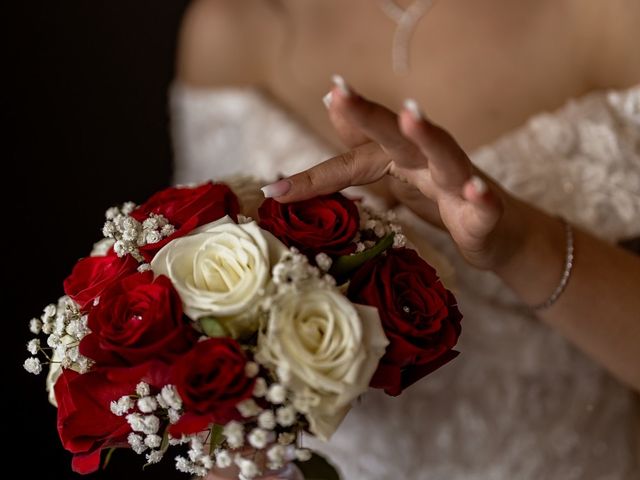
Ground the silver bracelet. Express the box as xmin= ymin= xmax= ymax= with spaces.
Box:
xmin=531 ymin=219 xmax=575 ymax=310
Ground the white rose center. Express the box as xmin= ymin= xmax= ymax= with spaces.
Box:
xmin=192 ymin=234 xmax=258 ymax=293
xmin=288 ymin=300 xmax=354 ymax=379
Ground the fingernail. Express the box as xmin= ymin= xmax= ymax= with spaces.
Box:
xmin=322 ymin=91 xmax=333 ymax=109
xmin=470 ymin=175 xmax=487 ymax=195
xmin=331 ymin=74 xmax=351 ymax=97
xmin=403 ymin=98 xmax=424 ymax=121
xmin=261 ymin=179 xmax=292 ymax=198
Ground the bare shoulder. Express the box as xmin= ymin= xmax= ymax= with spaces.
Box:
xmin=176 ymin=0 xmax=282 ymax=88
xmin=580 ymin=0 xmax=640 ymax=89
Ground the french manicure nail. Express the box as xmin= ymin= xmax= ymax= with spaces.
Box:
xmin=403 ymin=98 xmax=424 ymax=121
xmin=470 ymin=175 xmax=488 ymax=195
xmin=322 ymin=91 xmax=333 ymax=109
xmin=331 ymin=74 xmax=351 ymax=97
xmin=261 ymin=179 xmax=292 ymax=198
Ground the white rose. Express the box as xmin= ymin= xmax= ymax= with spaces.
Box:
xmin=256 ymin=288 xmax=388 ymax=440
xmin=150 ymin=216 xmax=287 ymax=337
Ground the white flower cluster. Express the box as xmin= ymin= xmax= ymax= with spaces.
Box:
xmin=176 ymin=430 xmax=305 ymax=480
xmin=356 ymin=204 xmax=406 ymax=251
xmin=102 ymin=203 xmax=175 ymax=262
xmin=175 ymin=436 xmax=214 ymax=476
xmin=209 ymin=427 xmax=305 ymax=480
xmin=270 ymin=248 xmax=336 ymax=297
xmin=111 ymin=382 xmax=184 ymax=466
xmin=214 ymin=369 xmax=313 ymax=478
xmin=24 ymin=297 xmax=93 ymax=378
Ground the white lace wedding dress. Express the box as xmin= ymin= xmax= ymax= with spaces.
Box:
xmin=171 ymin=84 xmax=640 ymax=479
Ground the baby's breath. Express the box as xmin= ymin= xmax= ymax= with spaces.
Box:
xmin=101 ymin=203 xmax=175 ymax=262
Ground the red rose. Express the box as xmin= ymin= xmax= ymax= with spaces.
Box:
xmin=55 ymin=363 xmax=167 ymax=474
xmin=258 ymin=193 xmax=359 ymax=257
xmin=80 ymin=272 xmax=198 ymax=367
xmin=132 ymin=182 xmax=240 ymax=261
xmin=348 ymin=248 xmax=462 ymax=396
xmin=64 ymin=252 xmax=138 ymax=311
xmin=170 ymin=338 xmax=255 ymax=436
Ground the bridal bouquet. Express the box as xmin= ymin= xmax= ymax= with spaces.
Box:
xmin=24 ymin=178 xmax=462 ymax=479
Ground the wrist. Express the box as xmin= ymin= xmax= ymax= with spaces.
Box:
xmin=491 ymin=199 xmax=567 ymax=307
xmin=472 ymin=192 xmax=533 ymax=272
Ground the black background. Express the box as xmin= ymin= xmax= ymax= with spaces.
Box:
xmin=7 ymin=1 xmax=189 ymax=478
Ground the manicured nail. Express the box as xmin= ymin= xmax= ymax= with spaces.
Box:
xmin=331 ymin=74 xmax=351 ymax=97
xmin=470 ymin=175 xmax=487 ymax=195
xmin=322 ymin=91 xmax=333 ymax=109
xmin=261 ymin=179 xmax=292 ymax=198
xmin=403 ymin=98 xmax=424 ymax=121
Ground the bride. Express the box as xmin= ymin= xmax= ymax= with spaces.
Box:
xmin=170 ymin=0 xmax=640 ymax=478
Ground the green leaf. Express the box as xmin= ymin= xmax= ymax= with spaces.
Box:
xmin=296 ymin=452 xmax=341 ymax=480
xmin=102 ymin=447 xmax=117 ymax=470
xmin=209 ymin=423 xmax=224 ymax=455
xmin=330 ymin=233 xmax=395 ymax=282
xmin=200 ymin=317 xmax=229 ymax=337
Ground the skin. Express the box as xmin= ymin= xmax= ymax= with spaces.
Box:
xmin=175 ymin=0 xmax=640 ymax=477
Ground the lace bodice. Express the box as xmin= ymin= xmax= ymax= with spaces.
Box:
xmin=171 ymin=84 xmax=640 ymax=479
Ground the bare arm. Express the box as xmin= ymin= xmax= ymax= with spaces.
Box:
xmin=176 ymin=0 xmax=278 ymax=87
xmin=496 ymin=197 xmax=640 ymax=389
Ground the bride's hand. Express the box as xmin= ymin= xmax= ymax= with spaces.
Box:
xmin=261 ymin=77 xmax=527 ymax=271
xmin=260 ymin=78 xmax=640 ymax=392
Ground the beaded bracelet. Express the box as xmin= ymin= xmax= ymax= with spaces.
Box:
xmin=532 ymin=219 xmax=575 ymax=310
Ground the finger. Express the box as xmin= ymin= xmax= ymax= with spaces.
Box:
xmin=399 ymin=99 xmax=473 ymax=191
xmin=329 ymin=76 xmax=425 ymax=169
xmin=323 ymin=87 xmax=369 ymax=148
xmin=461 ymin=175 xmax=503 ymax=233
xmin=323 ymin=76 xmax=397 ymax=206
xmin=261 ymin=141 xmax=390 ymax=202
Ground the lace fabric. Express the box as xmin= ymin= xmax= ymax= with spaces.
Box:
xmin=170 ymin=83 xmax=640 ymax=479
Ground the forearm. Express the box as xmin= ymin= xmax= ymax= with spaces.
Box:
xmin=494 ymin=197 xmax=640 ymax=391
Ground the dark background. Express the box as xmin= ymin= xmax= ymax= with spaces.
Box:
xmin=7 ymin=1 xmax=189 ymax=477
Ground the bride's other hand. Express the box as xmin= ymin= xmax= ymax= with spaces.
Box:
xmin=263 ymin=77 xmax=516 ymax=271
